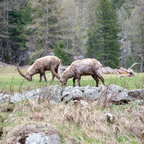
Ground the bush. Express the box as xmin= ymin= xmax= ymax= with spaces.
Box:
xmin=54 ymin=42 xmax=73 ymax=65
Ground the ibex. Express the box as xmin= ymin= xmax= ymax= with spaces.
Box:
xmin=60 ymin=58 xmax=106 ymax=87
xmin=17 ymin=56 xmax=62 ymax=82
xmin=120 ymin=63 xmax=139 ymax=77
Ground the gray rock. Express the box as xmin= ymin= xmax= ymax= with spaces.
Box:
xmin=74 ymin=85 xmax=91 ymax=92
xmin=112 ymin=89 xmax=132 ymax=102
xmin=97 ymin=85 xmax=107 ymax=94
xmin=0 ymin=93 xmax=10 ymax=102
xmin=39 ymin=85 xmax=63 ymax=103
xmin=99 ymin=84 xmax=132 ymax=104
xmin=10 ymin=89 xmax=41 ymax=103
xmin=10 ymin=123 xmax=60 ymax=144
xmin=128 ymin=89 xmax=144 ymax=99
xmin=63 ymin=86 xmax=73 ymax=92
xmin=108 ymin=84 xmax=123 ymax=93
xmin=25 ymin=133 xmax=61 ymax=144
xmin=62 ymin=88 xmax=83 ymax=102
xmin=84 ymin=88 xmax=100 ymax=101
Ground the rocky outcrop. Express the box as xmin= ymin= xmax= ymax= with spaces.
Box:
xmin=0 ymin=84 xmax=144 ymax=104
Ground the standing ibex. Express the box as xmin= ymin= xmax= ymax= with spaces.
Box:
xmin=17 ymin=56 xmax=62 ymax=82
xmin=60 ymin=58 xmax=106 ymax=87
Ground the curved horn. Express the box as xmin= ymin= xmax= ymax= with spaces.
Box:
xmin=129 ymin=63 xmax=140 ymax=69
xmin=17 ymin=64 xmax=27 ymax=79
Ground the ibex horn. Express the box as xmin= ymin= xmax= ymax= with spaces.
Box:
xmin=129 ymin=63 xmax=140 ymax=69
xmin=17 ymin=64 xmax=27 ymax=79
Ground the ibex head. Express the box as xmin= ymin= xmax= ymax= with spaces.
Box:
xmin=17 ymin=65 xmax=32 ymax=81
xmin=128 ymin=63 xmax=140 ymax=75
xmin=60 ymin=77 xmax=67 ymax=86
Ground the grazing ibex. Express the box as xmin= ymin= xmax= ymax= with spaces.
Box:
xmin=60 ymin=58 xmax=106 ymax=87
xmin=17 ymin=56 xmax=62 ymax=82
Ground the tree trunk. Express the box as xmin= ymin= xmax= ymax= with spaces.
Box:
xmin=46 ymin=0 xmax=49 ymax=51
xmin=140 ymin=60 xmax=143 ymax=73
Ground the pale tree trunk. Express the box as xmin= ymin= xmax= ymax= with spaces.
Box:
xmin=46 ymin=0 xmax=49 ymax=52
xmin=140 ymin=60 xmax=143 ymax=72
xmin=66 ymin=0 xmax=72 ymax=50
xmin=3 ymin=0 xmax=6 ymax=61
xmin=140 ymin=48 xmax=144 ymax=72
xmin=6 ymin=0 xmax=11 ymax=60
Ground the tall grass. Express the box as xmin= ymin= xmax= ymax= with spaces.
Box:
xmin=0 ymin=99 xmax=143 ymax=143
xmin=0 ymin=66 xmax=144 ymax=94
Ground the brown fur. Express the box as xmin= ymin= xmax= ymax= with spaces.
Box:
xmin=60 ymin=58 xmax=105 ymax=87
xmin=17 ymin=56 xmax=62 ymax=82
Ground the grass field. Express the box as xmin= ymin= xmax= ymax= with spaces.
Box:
xmin=0 ymin=66 xmax=144 ymax=144
xmin=0 ymin=66 xmax=144 ymax=94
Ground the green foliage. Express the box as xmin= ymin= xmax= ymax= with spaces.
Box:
xmin=86 ymin=0 xmax=121 ymax=68
xmin=54 ymin=42 xmax=73 ymax=65
xmin=0 ymin=1 xmax=32 ymax=63
xmin=111 ymin=0 xmax=125 ymax=9
xmin=27 ymin=0 xmax=61 ymax=53
xmin=8 ymin=3 xmax=31 ymax=62
xmin=139 ymin=12 xmax=144 ymax=72
xmin=9 ymin=5 xmax=31 ymax=45
xmin=125 ymin=54 xmax=134 ymax=69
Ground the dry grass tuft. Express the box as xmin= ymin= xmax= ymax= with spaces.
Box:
xmin=0 ymin=98 xmax=144 ymax=143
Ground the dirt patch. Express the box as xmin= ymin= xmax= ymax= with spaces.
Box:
xmin=0 ymin=61 xmax=11 ymax=68
xmin=0 ymin=61 xmax=30 ymax=70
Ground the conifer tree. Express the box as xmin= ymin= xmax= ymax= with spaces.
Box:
xmin=86 ymin=0 xmax=121 ymax=68
xmin=54 ymin=42 xmax=72 ymax=65
xmin=27 ymin=0 xmax=61 ymax=55
xmin=9 ymin=4 xmax=31 ymax=63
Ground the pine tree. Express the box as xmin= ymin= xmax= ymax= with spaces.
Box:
xmin=54 ymin=42 xmax=72 ymax=65
xmin=0 ymin=0 xmax=31 ymax=63
xmin=9 ymin=3 xmax=31 ymax=63
xmin=86 ymin=0 xmax=121 ymax=68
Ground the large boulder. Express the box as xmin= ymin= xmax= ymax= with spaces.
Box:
xmin=83 ymin=87 xmax=100 ymax=101
xmin=25 ymin=132 xmax=61 ymax=144
xmin=39 ymin=85 xmax=63 ymax=103
xmin=128 ymin=89 xmax=144 ymax=99
xmin=62 ymin=87 xmax=83 ymax=102
xmin=7 ymin=123 xmax=61 ymax=144
xmin=99 ymin=84 xmax=132 ymax=104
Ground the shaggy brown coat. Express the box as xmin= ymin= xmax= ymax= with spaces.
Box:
xmin=60 ymin=58 xmax=105 ymax=87
xmin=17 ymin=56 xmax=62 ymax=82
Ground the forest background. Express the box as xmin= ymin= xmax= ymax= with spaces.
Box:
xmin=0 ymin=0 xmax=144 ymax=71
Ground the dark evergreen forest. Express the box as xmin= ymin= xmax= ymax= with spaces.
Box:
xmin=0 ymin=0 xmax=144 ymax=71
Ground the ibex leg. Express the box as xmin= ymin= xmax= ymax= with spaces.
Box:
xmin=39 ymin=74 xmax=42 ymax=82
xmin=73 ymin=77 xmax=76 ymax=87
xmin=77 ymin=75 xmax=81 ymax=87
xmin=95 ymin=70 xmax=106 ymax=86
xmin=92 ymin=75 xmax=99 ymax=87
xmin=43 ymin=73 xmax=47 ymax=82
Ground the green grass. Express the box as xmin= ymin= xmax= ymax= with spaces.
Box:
xmin=0 ymin=66 xmax=144 ymax=93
